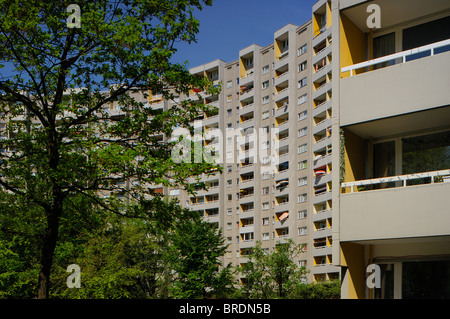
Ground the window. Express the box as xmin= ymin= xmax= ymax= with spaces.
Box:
xmin=227 ymin=222 xmax=232 ymax=230
xmin=298 ymin=210 xmax=307 ymax=219
xmin=402 ymin=130 xmax=450 ymax=176
xmin=298 ymin=227 xmax=307 ymax=236
xmin=281 ymin=38 xmax=289 ymax=51
xmin=298 ymin=160 xmax=308 ymax=170
xmin=262 ymin=141 xmax=270 ymax=150
xmin=227 ymin=137 xmax=233 ymax=145
xmin=298 ymin=44 xmax=307 ymax=56
xmin=227 ymin=194 xmax=232 ymax=201
xmin=226 ymin=80 xmax=232 ymax=88
xmin=245 ymin=57 xmax=253 ymax=68
xmin=208 ymin=70 xmax=218 ymax=81
xmin=262 ymin=187 xmax=270 ymax=195
xmin=298 ymin=110 xmax=307 ymax=121
xmin=298 ymin=143 xmax=307 ymax=154
xmin=262 ymin=111 xmax=269 ymax=120
xmin=227 ymin=208 xmax=233 ymax=215
xmin=262 ymin=80 xmax=269 ymax=89
xmin=227 ymin=179 xmax=232 ymax=187
xmin=298 ymin=77 xmax=307 ymax=88
xmin=262 ymin=202 xmax=269 ymax=210
xmin=298 ymin=94 xmax=307 ymax=105
xmin=227 ymin=165 xmax=232 ymax=172
xmin=262 ymin=156 xmax=270 ymax=165
xmin=227 ymin=95 xmax=232 ymax=102
xmin=262 ymin=233 xmax=269 ymax=240
xmin=298 ymin=193 xmax=307 ymax=203
xmin=227 ymin=109 xmax=232 ymax=117
xmin=227 ymin=123 xmax=232 ymax=130
xmin=169 ymin=189 xmax=179 ymax=196
xmin=298 ymin=177 xmax=307 ymax=186
xmin=298 ymin=61 xmax=307 ymax=72
xmin=262 ymin=217 xmax=269 ymax=225
xmin=262 ymin=172 xmax=270 ymax=180
xmin=262 ymin=65 xmax=269 ymax=74
xmin=298 ymin=127 xmax=307 ymax=138
xmin=262 ymin=95 xmax=270 ymax=104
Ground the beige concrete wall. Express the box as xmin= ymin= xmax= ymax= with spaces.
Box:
xmin=340 ymin=182 xmax=450 ymax=242
xmin=340 ymin=51 xmax=450 ymax=127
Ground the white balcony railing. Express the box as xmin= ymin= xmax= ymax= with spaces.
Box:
xmin=341 ymin=39 xmax=450 ymax=77
xmin=341 ymin=169 xmax=450 ymax=193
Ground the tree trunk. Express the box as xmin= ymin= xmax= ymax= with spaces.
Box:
xmin=37 ymin=205 xmax=62 ymax=299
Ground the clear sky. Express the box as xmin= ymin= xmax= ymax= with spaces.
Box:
xmin=171 ymin=0 xmax=319 ymax=68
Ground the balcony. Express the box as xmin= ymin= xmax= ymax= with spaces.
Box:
xmin=239 ymin=82 xmax=254 ymax=101
xmin=274 ymin=86 xmax=290 ymax=102
xmin=312 ymin=117 xmax=330 ymax=135
xmin=274 ymin=64 xmax=289 ymax=87
xmin=275 ymin=113 xmax=289 ymax=128
xmin=239 ymin=187 xmax=255 ymax=202
xmin=340 ymin=40 xmax=450 ymax=127
xmin=340 ymin=170 xmax=450 ymax=242
xmin=239 ymin=225 xmax=255 ymax=235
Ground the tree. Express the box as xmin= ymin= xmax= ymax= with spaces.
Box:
xmin=237 ymin=240 xmax=308 ymax=299
xmin=291 ymin=280 xmax=341 ymax=299
xmin=267 ymin=240 xmax=307 ymax=298
xmin=168 ymin=210 xmax=235 ymax=299
xmin=237 ymin=242 xmax=273 ymax=299
xmin=0 ymin=0 xmax=218 ymax=298
xmin=53 ymin=206 xmax=175 ymax=299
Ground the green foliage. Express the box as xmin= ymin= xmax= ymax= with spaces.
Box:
xmin=291 ymin=280 xmax=341 ymax=299
xmin=339 ymin=128 xmax=346 ymax=183
xmin=168 ymin=210 xmax=235 ymax=299
xmin=0 ymin=0 xmax=218 ymax=298
xmin=237 ymin=240 xmax=308 ymax=299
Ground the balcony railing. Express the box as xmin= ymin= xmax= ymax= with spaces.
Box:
xmin=341 ymin=169 xmax=450 ymax=193
xmin=342 ymin=39 xmax=450 ymax=77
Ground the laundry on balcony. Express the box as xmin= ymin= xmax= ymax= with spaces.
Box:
xmin=276 ymin=179 xmax=289 ymax=191
xmin=314 ymin=165 xmax=326 ymax=177
xmin=279 ymin=211 xmax=289 ymax=221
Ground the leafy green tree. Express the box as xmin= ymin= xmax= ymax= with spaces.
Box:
xmin=291 ymin=280 xmax=341 ymax=299
xmin=237 ymin=242 xmax=273 ymax=299
xmin=0 ymin=0 xmax=218 ymax=299
xmin=267 ymin=240 xmax=307 ymax=298
xmin=237 ymin=240 xmax=308 ymax=299
xmin=0 ymin=193 xmax=105 ymax=298
xmin=168 ymin=210 xmax=235 ymax=299
xmin=53 ymin=213 xmax=172 ymax=299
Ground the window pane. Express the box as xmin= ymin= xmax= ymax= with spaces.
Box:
xmin=402 ymin=130 xmax=450 ymax=175
xmin=402 ymin=260 xmax=450 ymax=299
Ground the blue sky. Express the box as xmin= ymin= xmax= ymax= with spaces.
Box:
xmin=171 ymin=0 xmax=319 ymax=68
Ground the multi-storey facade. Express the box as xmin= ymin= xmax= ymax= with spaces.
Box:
xmin=170 ymin=4 xmax=340 ymax=284
xmin=331 ymin=0 xmax=450 ymax=298
xmin=162 ymin=0 xmax=450 ymax=297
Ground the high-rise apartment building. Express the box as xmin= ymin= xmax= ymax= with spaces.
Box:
xmin=131 ymin=0 xmax=450 ymax=297
xmin=170 ymin=1 xmax=341 ymax=284
xmin=331 ymin=0 xmax=450 ymax=299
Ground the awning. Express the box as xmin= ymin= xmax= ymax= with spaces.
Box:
xmin=279 ymin=211 xmax=289 ymax=221
xmin=315 ymin=170 xmax=326 ymax=176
